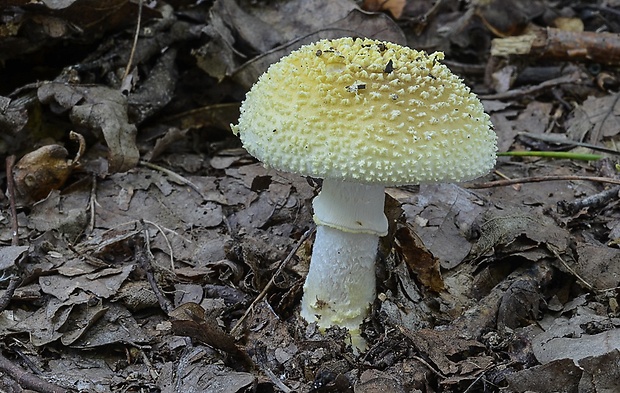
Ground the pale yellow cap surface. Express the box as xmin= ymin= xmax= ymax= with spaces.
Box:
xmin=232 ymin=37 xmax=497 ymax=186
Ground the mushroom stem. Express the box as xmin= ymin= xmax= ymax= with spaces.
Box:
xmin=301 ymin=180 xmax=387 ymax=348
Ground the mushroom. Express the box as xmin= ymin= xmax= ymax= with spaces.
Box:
xmin=231 ymin=37 xmax=497 ymax=349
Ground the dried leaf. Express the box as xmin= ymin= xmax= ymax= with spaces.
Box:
xmin=395 ymin=225 xmax=444 ymax=292
xmin=39 ymin=264 xmax=134 ymax=301
xmin=38 ymin=83 xmax=140 ymax=173
xmin=506 ymin=359 xmax=582 ymax=392
xmin=70 ymin=303 xmax=150 ymax=348
xmin=12 ymin=144 xmax=74 ymax=204
xmin=0 ymin=245 xmax=28 ymax=270
xmin=567 ymin=93 xmax=620 ymax=143
xmin=69 ymin=87 xmax=139 ymax=172
xmin=157 ymin=356 xmax=256 ymax=393
xmin=361 ymin=0 xmax=406 ymax=19
xmin=0 ymin=95 xmax=28 ymax=133
xmin=572 ymin=241 xmax=620 ymax=290
xmin=406 ymin=327 xmax=486 ymax=376
xmin=533 ymin=313 xmax=620 ymax=364
xmin=230 ymin=9 xmax=406 ymax=88
xmin=170 ymin=302 xmax=253 ymax=367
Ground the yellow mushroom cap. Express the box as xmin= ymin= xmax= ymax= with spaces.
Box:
xmin=232 ymin=37 xmax=497 ymax=186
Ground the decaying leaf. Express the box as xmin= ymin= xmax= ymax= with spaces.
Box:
xmin=12 ymin=144 xmax=75 ymax=204
xmin=361 ymin=0 xmax=406 ymax=19
xmin=0 ymin=245 xmax=28 ymax=270
xmin=505 ymin=358 xmax=582 ymax=392
xmin=170 ymin=302 xmax=252 ymax=367
xmin=157 ymin=353 xmax=256 ymax=393
xmin=532 ymin=307 xmax=620 ymax=365
xmin=39 ymin=263 xmax=134 ymax=301
xmin=70 ymin=303 xmax=150 ymax=348
xmin=572 ymin=241 xmax=620 ymax=290
xmin=404 ymin=327 xmax=487 ymax=376
xmin=0 ymin=95 xmax=28 ymax=133
xmin=401 ymin=183 xmax=488 ymax=270
xmin=395 ymin=224 xmax=444 ymax=292
xmin=356 ymin=373 xmax=406 ymax=393
xmin=567 ymin=93 xmax=620 ymax=144
xmin=38 ymin=83 xmax=139 ymax=173
xmin=467 ymin=208 xmax=570 ymax=262
xmin=232 ymin=9 xmax=406 ymax=88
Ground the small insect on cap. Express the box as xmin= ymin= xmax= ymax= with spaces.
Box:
xmin=232 ymin=37 xmax=497 ymax=186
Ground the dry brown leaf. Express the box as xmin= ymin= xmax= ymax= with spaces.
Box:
xmin=567 ymin=93 xmax=620 ymax=143
xmin=361 ymin=0 xmax=406 ymax=19
xmin=0 ymin=245 xmax=29 ymax=270
xmin=395 ymin=225 xmax=444 ymax=292
xmin=12 ymin=145 xmax=75 ymax=204
xmin=38 ymin=83 xmax=140 ymax=173
xmin=228 ymin=9 xmax=406 ymax=88
xmin=170 ymin=302 xmax=253 ymax=367
xmin=505 ymin=359 xmax=582 ymax=392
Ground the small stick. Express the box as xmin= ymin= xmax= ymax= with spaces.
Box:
xmin=122 ymin=0 xmax=143 ymax=82
xmin=478 ymin=72 xmax=582 ymax=101
xmin=139 ymin=160 xmax=207 ymax=200
xmin=0 ymin=276 xmax=21 ymax=313
xmin=491 ymin=27 xmax=620 ymax=65
xmin=467 ymin=175 xmax=620 ymax=189
xmin=261 ymin=366 xmax=292 ymax=393
xmin=143 ymin=220 xmax=176 ymax=271
xmin=517 ymin=131 xmax=620 ymax=156
xmin=88 ymin=174 xmax=97 ymax=233
xmin=5 ymin=155 xmax=19 ymax=246
xmin=558 ymin=185 xmax=620 ymax=214
xmin=138 ymin=220 xmax=174 ymax=314
xmin=493 ymin=169 xmax=521 ymax=191
xmin=547 ymin=245 xmax=594 ymax=290
xmin=0 ymin=352 xmax=68 ymax=393
xmin=230 ymin=227 xmax=315 ymax=336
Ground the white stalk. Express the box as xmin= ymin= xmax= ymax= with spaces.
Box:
xmin=301 ymin=180 xmax=386 ymax=349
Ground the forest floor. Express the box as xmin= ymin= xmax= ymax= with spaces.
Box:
xmin=2 ymin=0 xmax=620 ymax=392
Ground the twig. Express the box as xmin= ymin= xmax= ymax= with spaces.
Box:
xmin=396 ymin=326 xmax=447 ymax=378
xmin=517 ymin=131 xmax=620 ymax=156
xmin=491 ymin=27 xmax=620 ymax=65
xmin=139 ymin=160 xmax=207 ymax=200
xmin=230 ymin=227 xmax=315 ymax=336
xmin=261 ymin=365 xmax=292 ymax=393
xmin=493 ymin=169 xmax=521 ymax=191
xmin=5 ymin=155 xmax=19 ymax=246
xmin=466 ymin=175 xmax=620 ymax=189
xmin=138 ymin=220 xmax=174 ymax=314
xmin=143 ymin=220 xmax=176 ymax=271
xmin=0 ymin=277 xmax=21 ymax=313
xmin=462 ymin=363 xmax=499 ymax=393
xmin=547 ymin=245 xmax=594 ymax=291
xmin=12 ymin=347 xmax=42 ymax=376
xmin=478 ymin=72 xmax=582 ymax=100
xmin=0 ymin=352 xmax=68 ymax=393
xmin=122 ymin=0 xmax=143 ymax=82
xmin=140 ymin=350 xmax=159 ymax=380
xmin=558 ymin=185 xmax=620 ymax=214
xmin=88 ymin=174 xmax=97 ymax=233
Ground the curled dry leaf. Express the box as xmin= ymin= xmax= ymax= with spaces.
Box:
xmin=38 ymin=83 xmax=140 ymax=173
xmin=12 ymin=144 xmax=75 ymax=205
xmin=170 ymin=302 xmax=253 ymax=368
xmin=361 ymin=0 xmax=406 ymax=19
xmin=395 ymin=224 xmax=445 ymax=292
xmin=11 ymin=130 xmax=86 ymax=205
